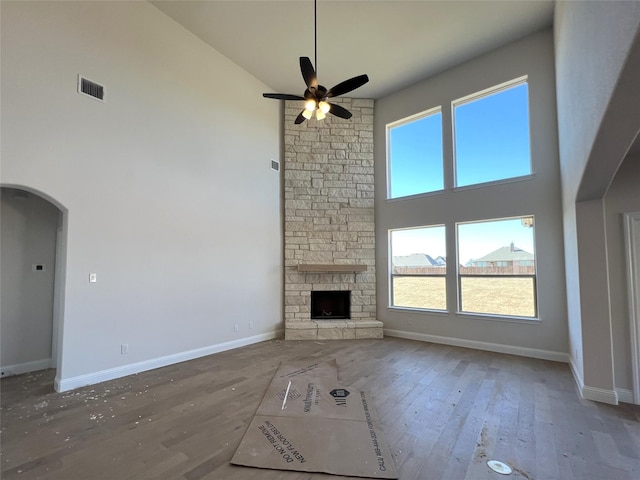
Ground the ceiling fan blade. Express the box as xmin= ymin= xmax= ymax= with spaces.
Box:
xmin=329 ymin=103 xmax=352 ymax=120
xmin=300 ymin=57 xmax=318 ymax=90
xmin=327 ymin=74 xmax=369 ymax=98
xmin=263 ymin=93 xmax=305 ymax=101
xmin=294 ymin=111 xmax=307 ymax=124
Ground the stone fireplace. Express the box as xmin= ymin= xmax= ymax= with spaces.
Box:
xmin=283 ymin=98 xmax=383 ymax=340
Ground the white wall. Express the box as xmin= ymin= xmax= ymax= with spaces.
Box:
xmin=374 ymin=30 xmax=568 ymax=360
xmin=554 ymin=1 xmax=640 ymax=203
xmin=1 ymin=188 xmax=61 ymax=373
xmin=605 ymin=154 xmax=640 ymax=395
xmin=0 ymin=1 xmax=281 ymax=390
xmin=554 ymin=0 xmax=640 ymax=402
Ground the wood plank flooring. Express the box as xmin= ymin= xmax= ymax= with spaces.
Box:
xmin=1 ymin=337 xmax=639 ymax=479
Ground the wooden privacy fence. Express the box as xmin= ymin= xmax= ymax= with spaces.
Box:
xmin=393 ymin=265 xmax=535 ymax=275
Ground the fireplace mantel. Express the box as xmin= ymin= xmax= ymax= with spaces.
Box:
xmin=297 ymin=264 xmax=367 ymax=273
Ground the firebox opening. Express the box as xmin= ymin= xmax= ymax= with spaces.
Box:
xmin=311 ymin=290 xmax=351 ymax=320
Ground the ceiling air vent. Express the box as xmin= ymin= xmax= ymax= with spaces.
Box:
xmin=271 ymin=159 xmax=280 ymax=172
xmin=78 ymin=75 xmax=105 ymax=101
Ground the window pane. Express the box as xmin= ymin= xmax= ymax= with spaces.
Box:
xmin=459 ymin=277 xmax=535 ymax=317
xmin=392 ymin=276 xmax=446 ymax=310
xmin=390 ymin=226 xmax=446 ymax=310
xmin=454 ymin=82 xmax=531 ymax=187
xmin=457 ymin=217 xmax=536 ymax=317
xmin=388 ymin=110 xmax=443 ymax=198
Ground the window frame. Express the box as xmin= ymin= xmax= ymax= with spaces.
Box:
xmin=451 ymin=76 xmax=533 ymax=189
xmin=386 ymin=106 xmax=444 ymax=200
xmin=388 ymin=224 xmax=448 ymax=313
xmin=455 ymin=215 xmax=539 ymax=320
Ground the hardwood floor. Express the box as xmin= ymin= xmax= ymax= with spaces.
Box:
xmin=1 ymin=337 xmax=639 ymax=479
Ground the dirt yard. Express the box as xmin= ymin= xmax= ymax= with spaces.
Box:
xmin=392 ymin=276 xmax=535 ymax=317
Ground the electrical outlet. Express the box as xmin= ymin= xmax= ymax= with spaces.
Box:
xmin=249 ymin=321 xmax=254 ymax=330
xmin=121 ymin=344 xmax=129 ymax=355
xmin=234 ymin=324 xmax=239 ymax=332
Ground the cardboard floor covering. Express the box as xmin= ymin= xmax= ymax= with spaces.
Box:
xmin=231 ymin=360 xmax=398 ymax=478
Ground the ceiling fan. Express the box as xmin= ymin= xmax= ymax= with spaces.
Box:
xmin=262 ymin=0 xmax=369 ymax=124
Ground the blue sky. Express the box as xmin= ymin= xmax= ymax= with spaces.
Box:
xmin=455 ymin=83 xmax=531 ymax=187
xmin=391 ymin=226 xmax=446 ymax=258
xmin=389 ymin=111 xmax=443 ymax=198
xmin=457 ymin=218 xmax=535 ymax=264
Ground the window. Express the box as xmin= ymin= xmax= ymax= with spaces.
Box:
xmin=457 ymin=216 xmax=537 ymax=318
xmin=387 ymin=108 xmax=443 ymax=199
xmin=390 ymin=226 xmax=446 ymax=311
xmin=385 ymin=77 xmax=541 ymax=321
xmin=453 ymin=79 xmax=531 ymax=187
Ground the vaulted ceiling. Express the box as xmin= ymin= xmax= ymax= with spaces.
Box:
xmin=151 ymin=0 xmax=554 ymax=99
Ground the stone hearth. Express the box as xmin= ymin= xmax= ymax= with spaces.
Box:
xmin=283 ymin=98 xmax=383 ymax=340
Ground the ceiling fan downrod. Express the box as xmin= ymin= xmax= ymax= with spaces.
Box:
xmin=261 ymin=0 xmax=370 ymax=124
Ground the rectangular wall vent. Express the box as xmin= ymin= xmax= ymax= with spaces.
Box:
xmin=271 ymin=159 xmax=280 ymax=172
xmin=78 ymin=75 xmax=105 ymax=101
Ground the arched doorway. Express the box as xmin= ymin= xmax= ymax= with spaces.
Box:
xmin=0 ymin=186 xmax=67 ymax=389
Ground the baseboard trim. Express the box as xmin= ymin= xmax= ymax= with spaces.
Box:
xmin=384 ymin=328 xmax=569 ymax=363
xmin=568 ymin=357 xmax=619 ymax=405
xmin=582 ymin=385 xmax=618 ymax=405
xmin=616 ymin=388 xmax=636 ymax=404
xmin=569 ymin=357 xmax=585 ymax=393
xmin=1 ymin=358 xmax=53 ymax=377
xmin=55 ymin=330 xmax=283 ymax=392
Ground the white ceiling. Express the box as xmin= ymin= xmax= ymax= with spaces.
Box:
xmin=151 ymin=0 xmax=554 ymax=99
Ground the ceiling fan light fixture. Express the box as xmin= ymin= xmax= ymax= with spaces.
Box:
xmin=316 ymin=109 xmax=327 ymax=120
xmin=318 ymin=101 xmax=331 ymax=114
xmin=304 ymin=99 xmax=317 ymax=112
xmin=302 ymin=109 xmax=313 ymax=120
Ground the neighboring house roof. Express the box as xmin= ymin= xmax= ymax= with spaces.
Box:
xmin=472 ymin=243 xmax=534 ymax=263
xmin=433 ymin=256 xmax=446 ymax=266
xmin=393 ymin=254 xmax=446 ymax=267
